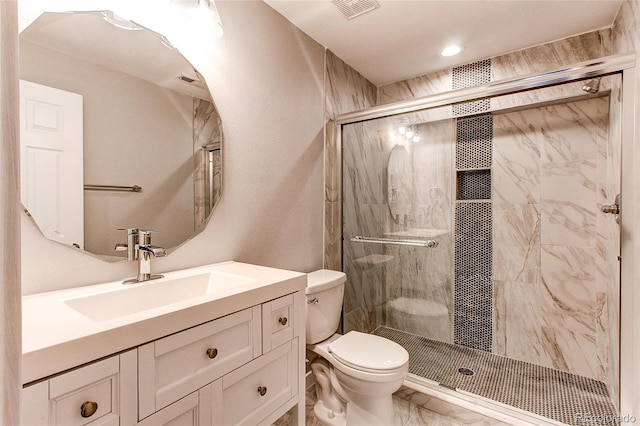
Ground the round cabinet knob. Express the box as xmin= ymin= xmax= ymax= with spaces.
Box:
xmin=278 ymin=317 xmax=288 ymax=326
xmin=206 ymin=348 xmax=218 ymax=359
xmin=80 ymin=401 xmax=98 ymax=418
xmin=257 ymin=386 xmax=268 ymax=396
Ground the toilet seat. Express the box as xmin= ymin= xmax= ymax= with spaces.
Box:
xmin=328 ymin=331 xmax=408 ymax=373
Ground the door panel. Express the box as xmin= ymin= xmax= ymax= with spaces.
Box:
xmin=20 ymin=80 xmax=83 ymax=248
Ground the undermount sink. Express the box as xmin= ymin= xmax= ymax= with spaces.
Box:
xmin=63 ymin=270 xmax=257 ymax=322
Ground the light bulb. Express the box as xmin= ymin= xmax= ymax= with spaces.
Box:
xmin=398 ymin=126 xmax=406 ymax=135
xmin=441 ymin=45 xmax=462 ymax=57
xmin=413 ymin=136 xmax=421 ymax=143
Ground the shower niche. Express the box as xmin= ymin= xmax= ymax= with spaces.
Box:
xmin=456 ymin=169 xmax=491 ymax=201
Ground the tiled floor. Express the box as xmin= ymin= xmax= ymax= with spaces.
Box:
xmin=374 ymin=327 xmax=618 ymax=426
xmin=300 ymin=386 xmax=482 ymax=426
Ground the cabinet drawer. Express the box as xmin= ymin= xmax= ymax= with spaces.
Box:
xmin=22 ymin=350 xmax=137 ymax=426
xmin=137 ymin=391 xmax=204 ymax=426
xmin=210 ymin=338 xmax=299 ymax=426
xmin=138 ymin=306 xmax=262 ymax=419
xmin=262 ymin=293 xmax=296 ymax=353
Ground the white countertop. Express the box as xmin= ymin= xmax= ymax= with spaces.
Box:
xmin=22 ymin=261 xmax=307 ymax=384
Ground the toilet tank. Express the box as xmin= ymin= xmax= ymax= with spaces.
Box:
xmin=306 ymin=269 xmax=346 ymax=344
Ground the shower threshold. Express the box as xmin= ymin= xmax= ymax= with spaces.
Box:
xmin=373 ymin=326 xmax=618 ymax=426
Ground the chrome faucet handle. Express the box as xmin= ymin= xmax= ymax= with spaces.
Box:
xmin=116 ymin=228 xmax=140 ymax=261
xmin=117 ymin=227 xmax=140 ymax=234
xmin=139 ymin=245 xmax=167 ymax=257
xmin=137 ymin=229 xmax=158 ymax=234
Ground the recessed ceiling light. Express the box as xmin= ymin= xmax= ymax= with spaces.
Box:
xmin=441 ymin=45 xmax=462 ymax=57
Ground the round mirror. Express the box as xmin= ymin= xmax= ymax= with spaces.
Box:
xmin=19 ymin=11 xmax=222 ymax=261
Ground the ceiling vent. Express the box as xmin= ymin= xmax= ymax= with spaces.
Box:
xmin=178 ymin=74 xmax=205 ymax=88
xmin=332 ymin=0 xmax=380 ymax=20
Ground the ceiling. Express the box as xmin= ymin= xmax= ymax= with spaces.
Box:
xmin=263 ymin=0 xmax=623 ymax=86
xmin=20 ymin=11 xmax=211 ymax=101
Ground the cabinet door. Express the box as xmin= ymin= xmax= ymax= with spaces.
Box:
xmin=208 ymin=338 xmax=298 ymax=426
xmin=22 ymin=350 xmax=137 ymax=426
xmin=262 ymin=294 xmax=295 ymax=353
xmin=138 ymin=306 xmax=261 ymax=419
xmin=136 ymin=387 xmax=213 ymax=426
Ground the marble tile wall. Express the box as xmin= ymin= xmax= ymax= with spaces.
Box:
xmin=324 ymin=50 xmax=377 ymax=271
xmin=492 ymin=96 xmax=615 ymax=384
xmin=377 ymin=30 xmax=611 ymax=106
xmin=193 ymin=98 xmax=222 ymax=230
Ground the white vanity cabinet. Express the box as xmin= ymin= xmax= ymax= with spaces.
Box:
xmin=22 ymin=262 xmax=307 ymax=426
xmin=136 ymin=390 xmax=210 ymax=426
xmin=136 ymin=292 xmax=305 ymax=425
xmin=208 ymin=338 xmax=298 ymax=425
xmin=22 ymin=349 xmax=138 ymax=426
xmin=138 ymin=306 xmax=263 ymax=419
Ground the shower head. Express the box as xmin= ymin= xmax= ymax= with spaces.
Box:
xmin=582 ymin=78 xmax=601 ymax=94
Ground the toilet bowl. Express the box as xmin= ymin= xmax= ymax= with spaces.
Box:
xmin=306 ymin=270 xmax=409 ymax=426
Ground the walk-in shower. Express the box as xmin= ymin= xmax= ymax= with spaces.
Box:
xmin=338 ymin=55 xmax=632 ymax=425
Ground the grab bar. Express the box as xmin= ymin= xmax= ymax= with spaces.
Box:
xmin=350 ymin=236 xmax=438 ymax=248
xmin=84 ymin=184 xmax=142 ymax=192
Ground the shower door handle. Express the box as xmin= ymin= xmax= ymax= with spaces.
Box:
xmin=600 ymin=194 xmax=621 ymax=224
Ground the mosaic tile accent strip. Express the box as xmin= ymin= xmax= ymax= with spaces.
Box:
xmin=456 ymin=114 xmax=493 ymax=170
xmin=374 ymin=327 xmax=619 ymax=426
xmin=454 ymin=62 xmax=493 ymax=352
xmin=454 ymin=201 xmax=492 ymax=351
xmin=452 ymin=59 xmax=491 ymax=116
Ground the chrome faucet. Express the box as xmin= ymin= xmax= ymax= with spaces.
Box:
xmin=115 ymin=228 xmax=166 ymax=284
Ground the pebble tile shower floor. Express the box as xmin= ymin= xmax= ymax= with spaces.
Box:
xmin=373 ymin=326 xmax=619 ymax=425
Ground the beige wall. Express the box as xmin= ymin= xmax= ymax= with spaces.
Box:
xmin=1 ymin=1 xmax=21 ymax=423
xmin=20 ymin=0 xmax=326 ymax=294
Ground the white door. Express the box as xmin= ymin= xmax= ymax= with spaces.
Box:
xmin=20 ymin=80 xmax=84 ymax=248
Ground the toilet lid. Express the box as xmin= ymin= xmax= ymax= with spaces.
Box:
xmin=328 ymin=331 xmax=408 ymax=372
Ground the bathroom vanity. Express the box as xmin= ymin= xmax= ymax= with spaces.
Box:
xmin=21 ymin=262 xmax=307 ymax=425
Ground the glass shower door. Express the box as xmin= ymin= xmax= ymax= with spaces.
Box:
xmin=341 ymin=74 xmax=622 ymax=418
xmin=342 ymin=112 xmax=454 ymax=343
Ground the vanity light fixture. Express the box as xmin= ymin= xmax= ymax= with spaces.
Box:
xmin=441 ymin=44 xmax=462 ymax=57
xmin=398 ymin=125 xmax=420 ymax=143
xmin=183 ymin=0 xmax=224 ymax=39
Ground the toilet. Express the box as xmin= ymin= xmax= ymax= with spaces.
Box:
xmin=306 ymin=270 xmax=409 ymax=426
